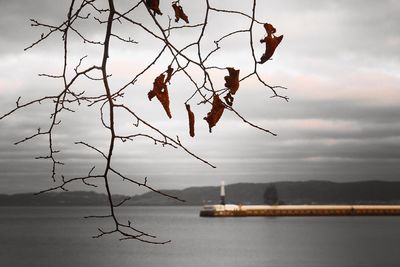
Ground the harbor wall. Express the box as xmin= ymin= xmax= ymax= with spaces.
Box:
xmin=200 ymin=205 xmax=400 ymax=217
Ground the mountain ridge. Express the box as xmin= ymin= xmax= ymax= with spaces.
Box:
xmin=1 ymin=180 xmax=400 ymax=206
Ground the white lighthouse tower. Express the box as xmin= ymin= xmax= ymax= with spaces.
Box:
xmin=220 ymin=180 xmax=226 ymax=205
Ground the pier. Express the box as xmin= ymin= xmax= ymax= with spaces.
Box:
xmin=200 ymin=204 xmax=400 ymax=217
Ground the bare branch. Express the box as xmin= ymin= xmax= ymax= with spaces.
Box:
xmin=1 ymin=0 xmax=288 ymax=243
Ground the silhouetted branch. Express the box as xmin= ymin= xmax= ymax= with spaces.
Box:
xmin=0 ymin=0 xmax=288 ymax=243
xmin=115 ymin=104 xmax=217 ymax=168
xmin=110 ymin=167 xmax=185 ymax=202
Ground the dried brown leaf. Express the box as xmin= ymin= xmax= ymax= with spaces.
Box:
xmin=185 ymin=104 xmax=195 ymax=137
xmin=264 ymin=23 xmax=276 ymax=35
xmin=204 ymin=95 xmax=225 ymax=133
xmin=259 ymin=23 xmax=283 ymax=64
xmin=223 ymin=92 xmax=234 ymax=106
xmin=224 ymin=67 xmax=240 ymax=95
xmin=146 ymin=0 xmax=162 ymax=16
xmin=172 ymin=3 xmax=189 ymax=23
xmin=165 ymin=65 xmax=174 ymax=84
xmin=148 ymin=73 xmax=172 ymax=118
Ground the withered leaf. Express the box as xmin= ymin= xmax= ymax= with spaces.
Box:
xmin=185 ymin=104 xmax=195 ymax=137
xmin=172 ymin=3 xmax=189 ymax=23
xmin=204 ymin=95 xmax=225 ymax=133
xmin=259 ymin=23 xmax=283 ymax=64
xmin=264 ymin=23 xmax=276 ymax=35
xmin=165 ymin=65 xmax=174 ymax=84
xmin=223 ymin=92 xmax=234 ymax=107
xmin=146 ymin=0 xmax=162 ymax=16
xmin=148 ymin=73 xmax=172 ymax=118
xmin=224 ymin=67 xmax=240 ymax=95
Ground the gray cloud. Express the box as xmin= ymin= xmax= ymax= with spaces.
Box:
xmin=1 ymin=0 xmax=400 ymax=194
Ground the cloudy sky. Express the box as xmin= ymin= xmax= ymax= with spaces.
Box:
xmin=1 ymin=0 xmax=400 ymax=195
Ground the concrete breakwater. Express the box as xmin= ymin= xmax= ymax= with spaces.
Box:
xmin=199 ymin=204 xmax=400 ymax=217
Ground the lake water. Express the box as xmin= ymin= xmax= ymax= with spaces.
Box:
xmin=1 ymin=206 xmax=400 ymax=267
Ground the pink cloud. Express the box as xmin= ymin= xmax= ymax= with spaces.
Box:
xmin=280 ymin=70 xmax=400 ymax=106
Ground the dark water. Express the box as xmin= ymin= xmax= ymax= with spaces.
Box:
xmin=1 ymin=206 xmax=400 ymax=267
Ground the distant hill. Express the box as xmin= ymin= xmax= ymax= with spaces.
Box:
xmin=125 ymin=180 xmax=400 ymax=206
xmin=0 ymin=191 xmax=127 ymax=206
xmin=1 ymin=181 xmax=400 ymax=206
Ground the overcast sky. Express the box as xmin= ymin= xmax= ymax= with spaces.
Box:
xmin=1 ymin=0 xmax=400 ymax=195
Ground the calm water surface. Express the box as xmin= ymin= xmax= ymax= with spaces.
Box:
xmin=1 ymin=206 xmax=400 ymax=267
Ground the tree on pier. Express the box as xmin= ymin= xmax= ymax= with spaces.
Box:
xmin=264 ymin=184 xmax=279 ymax=205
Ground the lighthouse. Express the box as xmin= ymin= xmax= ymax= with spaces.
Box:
xmin=220 ymin=180 xmax=226 ymax=205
